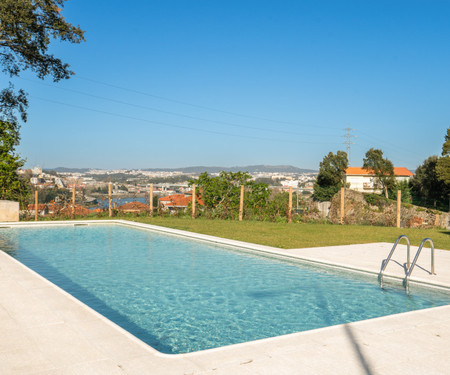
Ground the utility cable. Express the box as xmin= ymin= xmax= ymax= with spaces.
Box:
xmin=19 ymin=77 xmax=339 ymax=138
xmin=74 ymin=75 xmax=339 ymax=130
xmin=31 ymin=95 xmax=339 ymax=146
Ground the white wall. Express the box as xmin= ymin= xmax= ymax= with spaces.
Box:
xmin=0 ymin=200 xmax=19 ymax=222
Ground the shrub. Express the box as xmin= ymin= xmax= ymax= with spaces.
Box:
xmin=364 ymin=193 xmax=389 ymax=208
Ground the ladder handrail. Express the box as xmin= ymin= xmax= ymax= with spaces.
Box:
xmin=379 ymin=235 xmax=410 ymax=288
xmin=404 ymin=238 xmax=435 ymax=292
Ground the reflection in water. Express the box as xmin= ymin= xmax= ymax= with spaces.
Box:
xmin=0 ymin=224 xmax=449 ymax=354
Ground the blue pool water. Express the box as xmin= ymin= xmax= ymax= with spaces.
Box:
xmin=1 ymin=224 xmax=449 ymax=354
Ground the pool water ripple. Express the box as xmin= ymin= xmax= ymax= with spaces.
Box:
xmin=1 ymin=224 xmax=450 ymax=354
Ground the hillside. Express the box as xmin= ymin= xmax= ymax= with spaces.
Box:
xmin=47 ymin=165 xmax=317 ymax=174
xmin=143 ymin=165 xmax=317 ymax=174
xmin=327 ymin=189 xmax=449 ymax=228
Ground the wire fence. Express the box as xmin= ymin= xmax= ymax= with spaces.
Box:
xmin=21 ymin=183 xmax=319 ymax=223
xmin=20 ymin=185 xmax=447 ymax=228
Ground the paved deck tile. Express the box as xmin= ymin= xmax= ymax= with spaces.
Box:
xmin=0 ymin=220 xmax=449 ymax=374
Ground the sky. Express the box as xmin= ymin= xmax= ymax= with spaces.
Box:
xmin=3 ymin=0 xmax=450 ymax=170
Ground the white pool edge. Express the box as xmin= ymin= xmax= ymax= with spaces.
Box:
xmin=1 ymin=219 xmax=449 ymax=370
xmin=2 ymin=219 xmax=449 ymax=291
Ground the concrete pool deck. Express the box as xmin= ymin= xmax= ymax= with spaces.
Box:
xmin=0 ymin=220 xmax=449 ymax=374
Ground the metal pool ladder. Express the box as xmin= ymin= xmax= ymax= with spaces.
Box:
xmin=379 ymin=235 xmax=436 ymax=292
xmin=403 ymin=238 xmax=435 ymax=293
xmin=379 ymin=235 xmax=411 ymax=289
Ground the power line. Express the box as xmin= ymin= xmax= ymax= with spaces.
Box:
xmin=19 ymin=77 xmax=339 ymax=138
xmin=74 ymin=75 xmax=339 ymax=130
xmin=73 ymin=76 xmax=422 ymax=159
xmin=31 ymin=95 xmax=339 ymax=146
xmin=355 ymin=129 xmax=415 ymax=156
xmin=22 ymin=76 xmax=421 ymax=160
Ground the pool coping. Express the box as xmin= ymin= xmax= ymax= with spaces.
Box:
xmin=5 ymin=219 xmax=448 ymax=290
xmin=1 ymin=219 xmax=450 ymax=374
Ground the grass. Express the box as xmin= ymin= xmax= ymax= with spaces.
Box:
xmin=112 ymin=216 xmax=450 ymax=250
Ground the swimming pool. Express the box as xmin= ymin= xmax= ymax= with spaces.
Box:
xmin=1 ymin=222 xmax=449 ymax=354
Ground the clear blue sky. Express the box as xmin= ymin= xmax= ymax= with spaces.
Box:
xmin=4 ymin=0 xmax=450 ymax=170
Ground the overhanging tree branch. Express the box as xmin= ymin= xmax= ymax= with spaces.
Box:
xmin=0 ymin=0 xmax=84 ymax=203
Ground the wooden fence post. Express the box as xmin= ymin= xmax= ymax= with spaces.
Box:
xmin=34 ymin=189 xmax=38 ymax=221
xmin=149 ymin=183 xmax=153 ymax=217
xmin=192 ymin=184 xmax=196 ymax=219
xmin=397 ymin=190 xmax=401 ymax=228
xmin=108 ymin=182 xmax=112 ymax=217
xmin=239 ymin=185 xmax=244 ymax=221
xmin=288 ymin=186 xmax=293 ymax=223
xmin=72 ymin=178 xmax=76 ymax=218
xmin=340 ymin=187 xmax=345 ymax=225
xmin=434 ymin=214 xmax=440 ymax=227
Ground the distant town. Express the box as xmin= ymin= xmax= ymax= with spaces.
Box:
xmin=19 ymin=166 xmax=318 ymax=211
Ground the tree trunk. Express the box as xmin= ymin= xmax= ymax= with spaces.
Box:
xmin=384 ymin=186 xmax=388 ymax=199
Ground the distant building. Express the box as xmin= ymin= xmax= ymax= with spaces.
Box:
xmin=26 ymin=204 xmax=48 ymax=216
xmin=32 ymin=166 xmax=42 ymax=176
xmin=44 ymin=204 xmax=92 ymax=217
xmin=59 ymin=205 xmax=92 ymax=216
xmin=280 ymin=180 xmax=299 ymax=188
xmin=55 ymin=178 xmax=65 ymax=188
xmin=344 ymin=167 xmax=414 ymax=194
xmin=116 ymin=201 xmax=149 ymax=213
xmin=117 ymin=201 xmax=149 ymax=213
xmin=159 ymin=193 xmax=204 ymax=211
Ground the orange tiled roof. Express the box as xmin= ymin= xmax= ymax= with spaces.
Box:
xmin=345 ymin=167 xmax=413 ymax=177
xmin=159 ymin=194 xmax=185 ymax=202
xmin=159 ymin=194 xmax=204 ymax=207
xmin=27 ymin=204 xmax=47 ymax=210
xmin=47 ymin=203 xmax=63 ymax=213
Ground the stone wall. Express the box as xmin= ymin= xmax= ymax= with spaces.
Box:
xmin=0 ymin=200 xmax=19 ymax=222
xmin=327 ymin=189 xmax=449 ymax=228
xmin=316 ymin=201 xmax=331 ymax=218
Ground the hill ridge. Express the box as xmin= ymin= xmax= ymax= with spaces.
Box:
xmin=46 ymin=165 xmax=317 ymax=174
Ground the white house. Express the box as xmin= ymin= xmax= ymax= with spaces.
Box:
xmin=344 ymin=167 xmax=413 ymax=194
xmin=280 ymin=180 xmax=299 ymax=188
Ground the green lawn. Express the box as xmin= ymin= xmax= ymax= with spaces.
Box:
xmin=116 ymin=216 xmax=450 ymax=250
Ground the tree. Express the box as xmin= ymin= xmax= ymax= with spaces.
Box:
xmin=436 ymin=128 xmax=450 ymax=185
xmin=190 ymin=171 xmax=270 ymax=219
xmin=0 ymin=0 xmax=85 ymax=80
xmin=0 ymin=120 xmax=30 ymax=202
xmin=37 ymin=187 xmax=70 ymax=204
xmin=313 ymin=151 xmax=348 ymax=201
xmin=363 ymin=148 xmax=395 ymax=198
xmin=254 ymin=177 xmax=281 ymax=186
xmin=410 ymin=155 xmax=448 ymax=207
xmin=388 ymin=180 xmax=411 ymax=203
xmin=1 ymin=0 xmax=85 ymax=121
xmin=0 ymin=0 xmax=84 ymax=201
